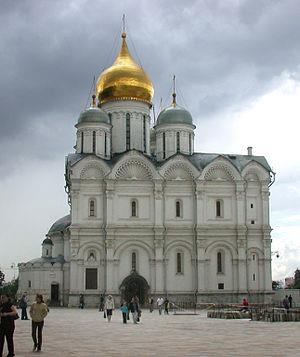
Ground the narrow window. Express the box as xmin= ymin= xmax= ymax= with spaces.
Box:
xmin=163 ymin=132 xmax=166 ymax=159
xmin=143 ymin=115 xmax=147 ymax=153
xmin=28 ymin=280 xmax=31 ymax=288
xmin=252 ymin=254 xmax=256 ymax=261
xmin=126 ymin=113 xmax=130 ymax=150
xmin=81 ymin=132 xmax=84 ymax=153
xmin=189 ymin=133 xmax=192 ymax=155
xmin=251 ymin=220 xmax=255 ymax=225
xmin=218 ymin=283 xmax=224 ymax=290
xmin=176 ymin=252 xmax=182 ymax=273
xmin=132 ymin=252 xmax=137 ymax=271
xmin=176 ymin=200 xmax=181 ymax=218
xmin=252 ymin=273 xmax=256 ymax=281
xmin=104 ymin=132 xmax=107 ymax=157
xmin=131 ymin=200 xmax=137 ymax=217
xmin=176 ymin=132 xmax=180 ymax=152
xmin=92 ymin=131 xmax=96 ymax=154
xmin=89 ymin=200 xmax=95 ymax=217
xmin=250 ymin=203 xmax=254 ymax=208
xmin=46 ymin=249 xmax=49 ymax=256
xmin=85 ymin=268 xmax=97 ymax=289
xmin=217 ymin=252 xmax=223 ymax=273
xmin=108 ymin=113 xmax=112 ymax=124
xmin=216 ymin=200 xmax=222 ymax=217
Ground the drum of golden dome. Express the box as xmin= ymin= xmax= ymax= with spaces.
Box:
xmin=96 ymin=33 xmax=154 ymax=105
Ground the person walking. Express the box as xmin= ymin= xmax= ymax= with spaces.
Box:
xmin=29 ymin=294 xmax=48 ymax=352
xmin=19 ymin=293 xmax=29 ymax=320
xmin=99 ymin=294 xmax=105 ymax=312
xmin=120 ymin=302 xmax=128 ymax=324
xmin=149 ymin=297 xmax=154 ymax=313
xmin=104 ymin=295 xmax=115 ymax=322
xmin=283 ymin=295 xmax=289 ymax=310
xmin=0 ymin=294 xmax=18 ymax=357
xmin=164 ymin=297 xmax=170 ymax=315
xmin=288 ymin=294 xmax=293 ymax=308
xmin=157 ymin=297 xmax=164 ymax=315
xmin=79 ymin=294 xmax=85 ymax=309
xmin=128 ymin=297 xmax=139 ymax=324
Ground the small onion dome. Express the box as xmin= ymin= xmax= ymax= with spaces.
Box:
xmin=48 ymin=214 xmax=71 ymax=235
xmin=42 ymin=237 xmax=53 ymax=246
xmin=156 ymin=103 xmax=194 ymax=126
xmin=77 ymin=107 xmax=110 ymax=125
xmin=96 ymin=32 xmax=154 ymax=105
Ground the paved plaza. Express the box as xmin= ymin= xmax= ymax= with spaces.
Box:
xmin=4 ymin=308 xmax=300 ymax=356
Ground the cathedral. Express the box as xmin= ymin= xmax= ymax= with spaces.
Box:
xmin=18 ymin=30 xmax=275 ymax=307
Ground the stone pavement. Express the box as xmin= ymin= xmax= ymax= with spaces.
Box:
xmin=4 ymin=308 xmax=300 ymax=356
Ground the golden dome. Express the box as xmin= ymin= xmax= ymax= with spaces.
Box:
xmin=96 ymin=33 xmax=154 ymax=105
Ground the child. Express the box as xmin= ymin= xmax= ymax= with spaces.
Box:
xmin=120 ymin=302 xmax=128 ymax=324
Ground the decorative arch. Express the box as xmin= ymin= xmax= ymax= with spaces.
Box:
xmin=80 ymin=164 xmax=104 ymax=179
xmin=205 ymin=241 xmax=238 ymax=259
xmin=247 ymin=247 xmax=264 ymax=260
xmin=159 ymin=156 xmax=200 ymax=181
xmin=114 ymin=240 xmax=154 ymax=260
xmin=201 ymin=157 xmax=241 ymax=182
xmin=78 ymin=242 xmax=104 ymax=261
xmin=165 ymin=240 xmax=194 ymax=258
xmin=70 ymin=157 xmax=111 ymax=180
xmin=242 ymin=162 xmax=270 ymax=182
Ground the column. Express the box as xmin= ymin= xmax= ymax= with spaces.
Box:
xmin=196 ymin=238 xmax=206 ymax=291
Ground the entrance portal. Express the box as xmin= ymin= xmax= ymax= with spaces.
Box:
xmin=51 ymin=283 xmax=59 ymax=304
xmin=120 ymin=272 xmax=150 ymax=305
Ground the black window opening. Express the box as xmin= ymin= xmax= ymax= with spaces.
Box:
xmin=218 ymin=283 xmax=224 ymax=290
xmin=216 ymin=200 xmax=222 ymax=217
xmin=92 ymin=131 xmax=96 ymax=154
xmin=250 ymin=203 xmax=254 ymax=208
xmin=143 ymin=115 xmax=147 ymax=153
xmin=81 ymin=132 xmax=84 ymax=153
xmin=104 ymin=132 xmax=107 ymax=157
xmin=217 ymin=252 xmax=223 ymax=273
xmin=108 ymin=113 xmax=112 ymax=124
xmin=176 ymin=132 xmax=180 ymax=152
xmin=176 ymin=200 xmax=181 ymax=218
xmin=89 ymin=200 xmax=95 ymax=217
xmin=126 ymin=113 xmax=130 ymax=150
xmin=177 ymin=252 xmax=182 ymax=273
xmin=163 ymin=132 xmax=166 ymax=159
xmin=132 ymin=252 xmax=137 ymax=271
xmin=189 ymin=133 xmax=192 ymax=155
xmin=131 ymin=200 xmax=137 ymax=217
xmin=85 ymin=268 xmax=97 ymax=290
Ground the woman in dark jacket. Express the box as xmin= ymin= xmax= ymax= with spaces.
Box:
xmin=0 ymin=294 xmax=18 ymax=357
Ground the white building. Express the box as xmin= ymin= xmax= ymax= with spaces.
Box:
xmin=18 ymin=31 xmax=275 ymax=307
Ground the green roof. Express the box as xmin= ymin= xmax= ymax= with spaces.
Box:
xmin=156 ymin=104 xmax=194 ymax=126
xmin=77 ymin=107 xmax=110 ymax=125
xmin=48 ymin=214 xmax=71 ymax=235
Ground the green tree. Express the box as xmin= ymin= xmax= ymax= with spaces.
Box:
xmin=293 ymin=268 xmax=300 ymax=289
xmin=0 ymin=278 xmax=19 ymax=302
xmin=0 ymin=270 xmax=5 ymax=287
xmin=272 ymin=280 xmax=282 ymax=290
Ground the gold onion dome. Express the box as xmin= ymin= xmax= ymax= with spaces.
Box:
xmin=96 ymin=32 xmax=154 ymax=105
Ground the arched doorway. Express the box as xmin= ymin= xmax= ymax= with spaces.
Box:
xmin=119 ymin=272 xmax=150 ymax=305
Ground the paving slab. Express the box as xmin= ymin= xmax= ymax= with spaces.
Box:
xmin=3 ymin=308 xmax=300 ymax=356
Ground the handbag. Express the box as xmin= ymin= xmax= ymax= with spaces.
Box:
xmin=103 ymin=311 xmax=106 ymax=318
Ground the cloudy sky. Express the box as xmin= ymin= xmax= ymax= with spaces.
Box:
xmin=0 ymin=0 xmax=299 ymax=283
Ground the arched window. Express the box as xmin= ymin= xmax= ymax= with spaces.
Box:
xmin=176 ymin=132 xmax=180 ymax=152
xmin=131 ymin=252 xmax=137 ymax=271
xmin=81 ymin=131 xmax=84 ymax=153
xmin=216 ymin=200 xmax=223 ymax=217
xmin=92 ymin=131 xmax=96 ymax=154
xmin=162 ymin=132 xmax=166 ymax=159
xmin=131 ymin=200 xmax=137 ymax=217
xmin=89 ymin=199 xmax=96 ymax=217
xmin=104 ymin=132 xmax=107 ymax=157
xmin=175 ymin=200 xmax=182 ymax=218
xmin=189 ymin=133 xmax=192 ymax=155
xmin=46 ymin=249 xmax=49 ymax=256
xmin=217 ymin=251 xmax=224 ymax=273
xmin=143 ymin=115 xmax=147 ymax=152
xmin=108 ymin=113 xmax=112 ymax=124
xmin=176 ymin=252 xmax=183 ymax=274
xmin=126 ymin=113 xmax=130 ymax=150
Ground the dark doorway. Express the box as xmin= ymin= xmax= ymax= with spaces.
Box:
xmin=120 ymin=272 xmax=150 ymax=305
xmin=51 ymin=283 xmax=59 ymax=303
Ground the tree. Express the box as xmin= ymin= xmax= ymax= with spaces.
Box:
xmin=293 ymin=268 xmax=300 ymax=289
xmin=0 ymin=270 xmax=5 ymax=287
xmin=0 ymin=278 xmax=19 ymax=302
xmin=272 ymin=280 xmax=282 ymax=290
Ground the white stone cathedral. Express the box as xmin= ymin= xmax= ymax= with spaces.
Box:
xmin=18 ymin=31 xmax=275 ymax=307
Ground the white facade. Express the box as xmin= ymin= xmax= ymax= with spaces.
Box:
xmin=18 ymin=36 xmax=275 ymax=307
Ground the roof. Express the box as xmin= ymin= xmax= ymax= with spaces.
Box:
xmin=48 ymin=214 xmax=71 ymax=235
xmin=77 ymin=107 xmax=110 ymax=125
xmin=27 ymin=255 xmax=65 ymax=265
xmin=42 ymin=238 xmax=53 ymax=245
xmin=156 ymin=104 xmax=194 ymax=126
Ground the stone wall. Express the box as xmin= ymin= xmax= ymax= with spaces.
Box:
xmin=273 ymin=289 xmax=300 ymax=307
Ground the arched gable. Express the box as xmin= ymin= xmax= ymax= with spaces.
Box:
xmin=247 ymin=247 xmax=264 ymax=259
xmin=108 ymin=151 xmax=159 ymax=180
xmin=159 ymin=156 xmax=200 ymax=181
xmin=78 ymin=242 xmax=104 ymax=261
xmin=201 ymin=156 xmax=241 ymax=182
xmin=113 ymin=240 xmax=155 ymax=260
xmin=71 ymin=156 xmax=111 ymax=180
xmin=242 ymin=161 xmax=270 ymax=182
